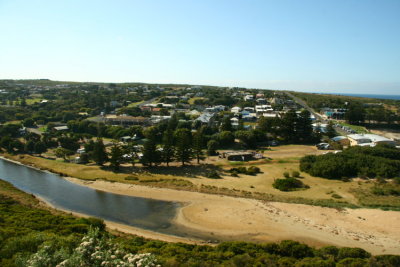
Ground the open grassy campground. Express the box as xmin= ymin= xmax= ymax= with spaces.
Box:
xmin=3 ymin=145 xmax=400 ymax=210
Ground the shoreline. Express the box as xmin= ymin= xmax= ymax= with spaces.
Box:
xmin=68 ymin=177 xmax=400 ymax=255
xmin=1 ymin=155 xmax=400 ymax=255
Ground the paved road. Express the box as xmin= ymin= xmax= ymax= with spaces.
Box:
xmin=137 ymin=97 xmax=158 ymax=108
xmin=284 ymin=91 xmax=325 ymax=122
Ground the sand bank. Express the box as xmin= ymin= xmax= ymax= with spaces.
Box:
xmin=67 ymin=178 xmax=400 ymax=255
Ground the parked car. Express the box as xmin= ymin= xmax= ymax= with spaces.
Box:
xmin=316 ymin=143 xmax=331 ymax=150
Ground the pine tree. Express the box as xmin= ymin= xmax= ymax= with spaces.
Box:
xmin=296 ymin=110 xmax=313 ymax=143
xmin=326 ymin=121 xmax=336 ymax=138
xmin=280 ymin=109 xmax=297 ymax=143
xmin=91 ymin=138 xmax=108 ymax=165
xmin=220 ymin=116 xmax=233 ymax=132
xmin=174 ymin=128 xmax=193 ymax=166
xmin=141 ymin=139 xmax=160 ymax=167
xmin=193 ymin=127 xmax=205 ymax=164
xmin=167 ymin=113 xmax=178 ymax=131
xmin=109 ymin=144 xmax=124 ymax=171
xmin=162 ymin=129 xmax=175 ymax=166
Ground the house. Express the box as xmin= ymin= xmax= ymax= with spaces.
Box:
xmin=255 ymin=105 xmax=273 ymax=114
xmin=242 ymin=114 xmax=257 ymax=122
xmin=256 ymin=98 xmax=267 ymax=104
xmin=120 ymin=136 xmax=132 ymax=143
xmin=105 ymin=115 xmax=149 ymax=126
xmin=188 ymin=110 xmax=201 ymax=116
xmin=150 ymin=115 xmax=171 ymax=124
xmin=347 ymin=134 xmax=396 ymax=147
xmin=312 ymin=123 xmax=328 ymax=133
xmin=243 ymin=107 xmax=255 ymax=112
xmin=196 ymin=112 xmax=215 ymax=125
xmin=261 ymin=113 xmax=279 ymax=118
xmin=230 ymin=117 xmax=239 ymax=128
xmin=256 ymin=93 xmax=264 ymax=99
xmin=222 ymin=151 xmax=254 ymax=161
xmin=231 ymin=106 xmax=242 ymax=114
xmin=54 ymin=126 xmax=69 ymax=131
xmin=244 ymin=95 xmax=254 ymax=101
xmin=77 ymin=148 xmax=86 ymax=154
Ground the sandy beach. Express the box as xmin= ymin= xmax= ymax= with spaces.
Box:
xmin=67 ymin=177 xmax=400 ymax=255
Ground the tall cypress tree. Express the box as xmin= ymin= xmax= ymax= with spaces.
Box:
xmin=280 ymin=109 xmax=297 ymax=143
xmin=174 ymin=128 xmax=193 ymax=166
xmin=91 ymin=138 xmax=108 ymax=165
xmin=109 ymin=144 xmax=123 ymax=171
xmin=162 ymin=129 xmax=175 ymax=166
xmin=296 ymin=110 xmax=313 ymax=143
xmin=193 ymin=127 xmax=205 ymax=164
xmin=141 ymin=139 xmax=160 ymax=167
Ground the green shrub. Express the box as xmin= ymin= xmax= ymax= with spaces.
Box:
xmin=337 ymin=247 xmax=371 ymax=260
xmin=231 ymin=170 xmax=239 ymax=177
xmin=206 ymin=171 xmax=221 ymax=179
xmin=125 ymin=176 xmax=139 ymax=181
xmin=292 ymin=171 xmax=300 ymax=178
xmin=331 ymin=194 xmax=343 ymax=199
xmin=247 ymin=166 xmax=261 ymax=175
xmin=229 ymin=166 xmax=261 ymax=176
xmin=283 ymin=172 xmax=290 ymax=178
xmin=273 ymin=178 xmax=308 ymax=192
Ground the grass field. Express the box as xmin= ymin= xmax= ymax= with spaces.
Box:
xmin=127 ymin=100 xmax=144 ymax=107
xmin=25 ymin=98 xmax=42 ymax=105
xmin=188 ymin=97 xmax=205 ymax=104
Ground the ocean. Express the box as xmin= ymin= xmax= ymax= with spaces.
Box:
xmin=324 ymin=93 xmax=400 ymax=101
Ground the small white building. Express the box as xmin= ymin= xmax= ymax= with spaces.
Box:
xmin=231 ymin=106 xmax=242 ymax=114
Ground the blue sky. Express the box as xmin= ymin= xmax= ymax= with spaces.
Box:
xmin=0 ymin=0 xmax=399 ymax=94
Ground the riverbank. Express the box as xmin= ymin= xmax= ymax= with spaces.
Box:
xmin=68 ymin=177 xmax=400 ymax=255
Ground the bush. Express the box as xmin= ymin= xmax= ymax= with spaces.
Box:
xmin=125 ymin=176 xmax=139 ymax=181
xmin=283 ymin=172 xmax=290 ymax=178
xmin=229 ymin=166 xmax=261 ymax=176
xmin=331 ymin=193 xmax=342 ymax=199
xmin=337 ymin=247 xmax=371 ymax=260
xmin=247 ymin=166 xmax=261 ymax=175
xmin=292 ymin=171 xmax=300 ymax=178
xmin=206 ymin=170 xmax=221 ymax=179
xmin=231 ymin=170 xmax=239 ymax=177
xmin=273 ymin=178 xmax=308 ymax=192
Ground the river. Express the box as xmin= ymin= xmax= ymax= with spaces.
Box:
xmin=0 ymin=158 xmax=201 ymax=239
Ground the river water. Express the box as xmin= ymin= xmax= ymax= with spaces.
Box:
xmin=0 ymin=158 xmax=185 ymax=235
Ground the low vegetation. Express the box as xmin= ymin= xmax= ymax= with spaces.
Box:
xmin=228 ymin=166 xmax=261 ymax=176
xmin=300 ymin=145 xmax=400 ymax=180
xmin=273 ymin=177 xmax=309 ymax=192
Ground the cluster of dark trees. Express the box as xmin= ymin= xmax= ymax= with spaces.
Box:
xmin=258 ymin=109 xmax=320 ymax=144
xmin=300 ymin=145 xmax=400 ymax=179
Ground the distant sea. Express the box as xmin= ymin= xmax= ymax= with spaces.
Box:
xmin=321 ymin=93 xmax=400 ymax=101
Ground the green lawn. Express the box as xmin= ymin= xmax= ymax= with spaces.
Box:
xmin=127 ymin=100 xmax=144 ymax=107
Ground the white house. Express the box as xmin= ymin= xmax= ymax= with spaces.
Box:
xmin=231 ymin=106 xmax=242 ymax=114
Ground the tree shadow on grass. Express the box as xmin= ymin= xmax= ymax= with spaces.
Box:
xmin=100 ymin=163 xmax=225 ymax=179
